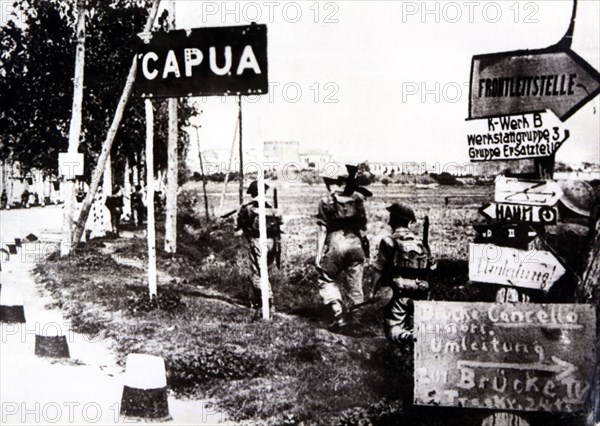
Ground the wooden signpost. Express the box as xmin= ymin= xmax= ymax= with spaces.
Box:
xmin=457 ymin=2 xmax=600 ymax=423
xmin=414 ymin=301 xmax=596 ymax=413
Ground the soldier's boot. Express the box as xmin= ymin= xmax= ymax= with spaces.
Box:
xmin=327 ymin=300 xmax=347 ymax=331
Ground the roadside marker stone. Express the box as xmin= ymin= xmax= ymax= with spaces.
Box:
xmin=120 ymin=353 xmax=171 ymax=420
xmin=34 ymin=311 xmax=70 ymax=358
xmin=0 ymin=287 xmax=26 ymax=323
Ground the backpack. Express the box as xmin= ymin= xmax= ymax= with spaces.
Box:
xmin=249 ymin=206 xmax=282 ymax=238
xmin=331 ymin=192 xmax=365 ymax=221
xmin=391 ymin=235 xmax=429 ymax=272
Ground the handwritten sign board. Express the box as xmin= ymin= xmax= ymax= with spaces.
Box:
xmin=414 ymin=301 xmax=595 ymax=413
xmin=135 ymin=24 xmax=268 ymax=98
xmin=466 ymin=111 xmax=569 ymax=162
xmin=468 ymin=243 xmax=565 ymax=291
xmin=469 ymin=48 xmax=600 ymax=121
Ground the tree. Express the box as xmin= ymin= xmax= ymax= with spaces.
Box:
xmin=0 ymin=0 xmax=193 ymax=179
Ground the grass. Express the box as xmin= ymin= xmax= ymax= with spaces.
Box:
xmin=34 ymin=183 xmax=588 ymax=425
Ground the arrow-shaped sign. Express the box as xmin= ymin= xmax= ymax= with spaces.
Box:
xmin=466 ymin=110 xmax=570 ymax=162
xmin=479 ymin=202 xmax=558 ymax=225
xmin=469 ymin=243 xmax=566 ymax=291
xmin=457 ymin=356 xmax=577 ymax=382
xmin=495 ymin=176 xmax=563 ymax=206
xmin=469 ymin=47 xmax=600 ymax=121
xmin=473 ymin=223 xmax=538 ymax=248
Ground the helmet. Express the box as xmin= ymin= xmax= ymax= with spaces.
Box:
xmin=246 ymin=180 xmax=270 ymax=198
xmin=386 ymin=203 xmax=416 ymax=223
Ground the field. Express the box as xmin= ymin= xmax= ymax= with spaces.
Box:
xmin=35 ymin=181 xmax=586 ymax=425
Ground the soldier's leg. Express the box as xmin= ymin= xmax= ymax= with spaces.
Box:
xmin=318 ymin=245 xmax=345 ymax=329
xmin=383 ymin=297 xmax=414 ymax=344
xmin=249 ymin=238 xmax=274 ymax=312
xmin=345 ymin=261 xmax=365 ymax=307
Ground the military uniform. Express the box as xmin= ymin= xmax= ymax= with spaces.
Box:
xmin=236 ymin=187 xmax=282 ymax=311
xmin=372 ymin=204 xmax=435 ymax=344
xmin=316 ymin=190 xmax=368 ymax=326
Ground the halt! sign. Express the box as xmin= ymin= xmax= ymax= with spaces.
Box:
xmin=414 ymin=301 xmax=596 ymax=413
xmin=135 ymin=24 xmax=268 ymax=98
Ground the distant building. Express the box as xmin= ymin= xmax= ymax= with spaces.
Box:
xmin=299 ymin=150 xmax=333 ymax=170
xmin=264 ymin=141 xmax=300 ymax=167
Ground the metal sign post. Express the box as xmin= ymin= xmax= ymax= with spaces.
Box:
xmin=256 ymin=162 xmax=270 ymax=320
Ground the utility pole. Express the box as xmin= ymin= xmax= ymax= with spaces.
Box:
xmin=61 ymin=0 xmax=86 ymax=257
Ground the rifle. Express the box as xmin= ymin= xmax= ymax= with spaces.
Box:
xmin=220 ymin=201 xmax=251 ymax=219
xmin=423 ymin=215 xmax=430 ymax=250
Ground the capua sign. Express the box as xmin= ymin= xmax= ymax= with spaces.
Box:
xmin=135 ymin=24 xmax=268 ymax=98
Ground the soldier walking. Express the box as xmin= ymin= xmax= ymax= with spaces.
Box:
xmin=371 ymin=203 xmax=436 ymax=347
xmin=315 ymin=165 xmax=372 ymax=331
xmin=236 ymin=180 xmax=282 ymax=317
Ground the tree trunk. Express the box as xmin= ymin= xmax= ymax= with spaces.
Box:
xmin=71 ymin=0 xmax=161 ymax=246
xmin=61 ymin=0 xmax=86 ymax=257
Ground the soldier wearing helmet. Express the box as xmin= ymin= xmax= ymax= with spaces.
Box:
xmin=315 ymin=165 xmax=372 ymax=331
xmin=236 ymin=180 xmax=282 ymax=317
xmin=371 ymin=202 xmax=436 ymax=346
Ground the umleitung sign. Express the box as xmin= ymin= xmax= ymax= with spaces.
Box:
xmin=414 ymin=301 xmax=595 ymax=413
xmin=469 ymin=47 xmax=600 ymax=121
xmin=468 ymin=243 xmax=565 ymax=291
xmin=135 ymin=24 xmax=268 ymax=98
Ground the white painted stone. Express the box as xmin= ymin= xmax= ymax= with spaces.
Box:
xmin=124 ymin=353 xmax=167 ymax=389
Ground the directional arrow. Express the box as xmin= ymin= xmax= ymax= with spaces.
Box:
xmin=495 ymin=176 xmax=563 ymax=206
xmin=469 ymin=47 xmax=600 ymax=121
xmin=479 ymin=202 xmax=558 ymax=225
xmin=473 ymin=224 xmax=538 ymax=248
xmin=457 ymin=356 xmax=577 ymax=381
xmin=469 ymin=243 xmax=566 ymax=291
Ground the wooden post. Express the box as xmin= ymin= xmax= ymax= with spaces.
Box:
xmin=256 ymin=163 xmax=270 ymax=320
xmin=145 ymin=99 xmax=157 ymax=298
xmin=164 ymin=0 xmax=178 ymax=253
xmin=238 ymin=96 xmax=244 ymax=205
xmin=218 ymin=117 xmax=239 ymax=214
xmin=71 ymin=0 xmax=161 ymax=245
xmin=61 ymin=0 xmax=86 ymax=257
xmin=192 ymin=125 xmax=210 ymax=221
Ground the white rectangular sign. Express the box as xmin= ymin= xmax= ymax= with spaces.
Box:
xmin=58 ymin=152 xmax=84 ymax=179
xmin=495 ymin=176 xmax=563 ymax=206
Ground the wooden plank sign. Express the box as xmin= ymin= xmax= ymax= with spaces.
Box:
xmin=495 ymin=176 xmax=563 ymax=207
xmin=473 ymin=224 xmax=538 ymax=248
xmin=479 ymin=202 xmax=558 ymax=225
xmin=469 ymin=47 xmax=600 ymax=121
xmin=468 ymin=243 xmax=565 ymax=291
xmin=414 ymin=301 xmax=596 ymax=413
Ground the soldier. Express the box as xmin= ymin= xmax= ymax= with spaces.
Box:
xmin=236 ymin=180 xmax=282 ymax=317
xmin=315 ymin=165 xmax=372 ymax=331
xmin=371 ymin=203 xmax=436 ymax=346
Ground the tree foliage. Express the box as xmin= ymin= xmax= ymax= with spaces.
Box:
xmin=0 ymin=0 xmax=194 ymax=178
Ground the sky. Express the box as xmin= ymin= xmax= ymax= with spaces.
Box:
xmin=168 ymin=0 xmax=599 ymax=169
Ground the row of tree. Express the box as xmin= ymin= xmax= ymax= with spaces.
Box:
xmin=0 ymin=0 xmax=193 ymax=184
